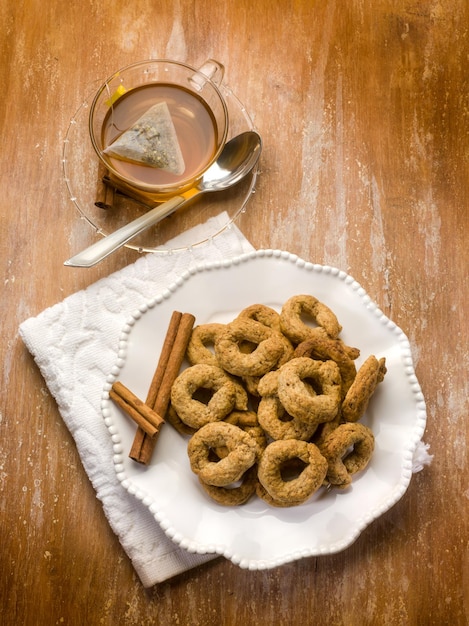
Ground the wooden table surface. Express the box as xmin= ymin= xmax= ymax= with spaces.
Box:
xmin=1 ymin=1 xmax=468 ymax=624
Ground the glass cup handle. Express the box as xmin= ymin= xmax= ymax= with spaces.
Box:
xmin=190 ymin=59 xmax=225 ymax=91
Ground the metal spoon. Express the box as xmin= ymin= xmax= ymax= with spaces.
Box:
xmin=64 ymin=131 xmax=262 ymax=268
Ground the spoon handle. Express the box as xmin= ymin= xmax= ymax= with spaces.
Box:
xmin=64 ymin=194 xmax=188 ymax=268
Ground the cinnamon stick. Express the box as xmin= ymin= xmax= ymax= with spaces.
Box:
xmin=146 ymin=311 xmax=183 ymax=408
xmin=128 ymin=310 xmax=182 ymax=461
xmin=129 ymin=311 xmax=195 ymax=464
xmin=95 ymin=163 xmax=115 ymax=209
xmin=109 ymin=382 xmax=164 ymax=437
xmin=102 ymin=174 xmax=157 ymax=207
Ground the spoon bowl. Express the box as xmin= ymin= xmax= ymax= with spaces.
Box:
xmin=200 ymin=131 xmax=262 ymax=191
xmin=64 ymin=131 xmax=262 ymax=268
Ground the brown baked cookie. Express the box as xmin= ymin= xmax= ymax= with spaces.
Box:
xmin=236 ymin=305 xmax=295 ymax=366
xmin=341 ymin=355 xmax=387 ymax=422
xmin=198 ymin=464 xmax=258 ymax=506
xmin=187 ymin=421 xmax=259 ymax=486
xmin=186 ymin=323 xmax=225 ymax=367
xmin=257 ymin=439 xmax=328 ymax=504
xmin=280 ymin=294 xmax=342 ymax=343
xmin=171 ymin=364 xmax=243 ymax=429
xmin=294 ymin=329 xmax=360 ymax=397
xmin=257 ymin=370 xmax=318 ymax=441
xmin=215 ymin=318 xmax=285 ymax=377
xmin=165 ymin=403 xmax=197 ymax=436
xmin=255 ymin=480 xmax=298 ymax=507
xmin=319 ymin=422 xmax=375 ymax=489
xmin=215 ymin=411 xmax=267 ymax=457
xmin=310 ymin=413 xmax=343 ymax=448
xmin=236 ymin=303 xmax=282 ymax=332
xmin=258 ymin=395 xmax=318 ymax=441
xmin=276 ymin=357 xmax=342 ymax=425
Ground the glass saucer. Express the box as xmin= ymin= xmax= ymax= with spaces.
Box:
xmin=62 ymin=83 xmax=259 ymax=253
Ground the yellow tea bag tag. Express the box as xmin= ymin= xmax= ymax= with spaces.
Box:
xmin=105 ymin=84 xmax=127 ymax=108
xmin=104 ymin=101 xmax=185 ymax=175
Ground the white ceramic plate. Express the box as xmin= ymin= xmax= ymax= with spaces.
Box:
xmin=102 ymin=250 xmax=427 ymax=569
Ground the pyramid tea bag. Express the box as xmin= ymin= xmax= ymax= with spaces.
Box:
xmin=104 ymin=101 xmax=186 ymax=175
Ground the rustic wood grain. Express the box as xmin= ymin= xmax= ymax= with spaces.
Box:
xmin=1 ymin=0 xmax=468 ymax=624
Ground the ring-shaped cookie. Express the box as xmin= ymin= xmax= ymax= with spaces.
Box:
xmin=235 ymin=305 xmax=295 ymax=384
xmin=215 ymin=319 xmax=285 ymax=377
xmin=280 ymin=294 xmax=342 ymax=343
xmin=319 ymin=422 xmax=375 ymax=488
xmin=236 ymin=304 xmax=282 ymax=332
xmin=171 ymin=364 xmax=240 ymax=429
xmin=187 ymin=421 xmax=259 ymax=486
xmin=232 ymin=411 xmax=268 ymax=454
xmin=257 ymin=371 xmax=318 ymax=441
xmin=341 ymin=356 xmax=387 ymax=422
xmin=165 ymin=403 xmax=197 ymax=436
xmin=294 ymin=329 xmax=359 ymax=397
xmin=186 ymin=323 xmax=225 ymax=367
xmin=258 ymin=396 xmax=318 ymax=441
xmin=277 ymin=357 xmax=342 ymax=425
xmin=198 ymin=465 xmax=258 ymax=506
xmin=214 ymin=411 xmax=267 ymax=458
xmin=310 ymin=414 xmax=343 ymax=448
xmin=240 ymin=325 xmax=294 ymax=397
xmin=257 ymin=439 xmax=328 ymax=504
xmin=255 ymin=480 xmax=299 ymax=507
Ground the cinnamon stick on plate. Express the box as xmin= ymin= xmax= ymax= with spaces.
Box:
xmin=109 ymin=381 xmax=164 ymax=437
xmin=129 ymin=310 xmax=195 ymax=464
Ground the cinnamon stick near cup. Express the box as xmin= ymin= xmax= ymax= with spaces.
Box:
xmin=95 ymin=162 xmax=115 ymax=209
xmin=102 ymin=174 xmax=156 ymax=207
xmin=129 ymin=311 xmax=195 ymax=464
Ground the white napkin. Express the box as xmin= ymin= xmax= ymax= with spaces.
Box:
xmin=19 ymin=213 xmax=255 ymax=587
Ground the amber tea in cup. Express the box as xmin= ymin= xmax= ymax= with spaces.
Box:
xmin=89 ymin=59 xmax=229 ymax=200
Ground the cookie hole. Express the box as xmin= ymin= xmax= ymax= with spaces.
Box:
xmin=299 ymin=312 xmax=319 ymax=330
xmin=302 ymin=376 xmax=321 ymax=396
xmin=239 ymin=340 xmax=257 ymax=354
xmin=201 ymin=340 xmax=216 ymax=355
xmin=248 ymin=395 xmax=260 ymax=412
xmin=208 ymin=446 xmax=229 ymax=462
xmin=220 ymin=477 xmax=244 ymax=489
xmin=192 ymin=387 xmax=215 ymax=404
xmin=342 ymin=445 xmax=358 ymax=466
xmin=342 ymin=445 xmax=354 ymax=459
xmin=278 ymin=407 xmax=294 ymax=423
xmin=280 ymin=458 xmax=308 ymax=482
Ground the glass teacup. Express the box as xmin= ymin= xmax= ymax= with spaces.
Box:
xmin=89 ymin=59 xmax=229 ymax=202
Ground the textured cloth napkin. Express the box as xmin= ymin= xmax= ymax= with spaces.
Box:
xmin=19 ymin=213 xmax=255 ymax=587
